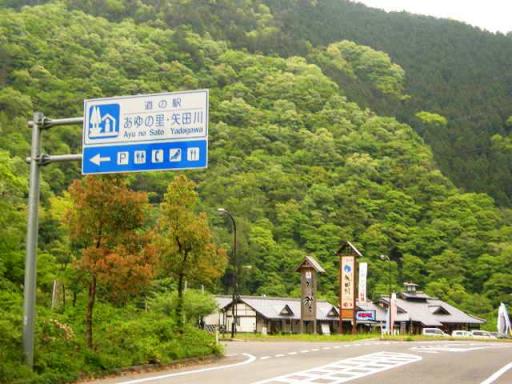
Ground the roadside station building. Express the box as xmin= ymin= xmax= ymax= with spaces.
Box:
xmin=374 ymin=283 xmax=485 ymax=334
xmin=206 ymin=295 xmax=340 ymax=334
xmin=205 ymin=283 xmax=484 ymax=334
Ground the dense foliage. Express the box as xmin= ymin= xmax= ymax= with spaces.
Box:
xmin=0 ymin=1 xmax=511 ymax=381
xmin=0 ymin=297 xmax=219 ymax=383
xmin=8 ymin=0 xmax=510 ymax=205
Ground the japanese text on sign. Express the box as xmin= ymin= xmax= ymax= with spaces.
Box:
xmin=341 ymin=256 xmax=355 ymax=309
xmin=84 ymin=90 xmax=208 ymax=146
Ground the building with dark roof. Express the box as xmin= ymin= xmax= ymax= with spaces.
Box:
xmin=204 ymin=283 xmax=484 ymax=334
xmin=206 ymin=295 xmax=340 ymax=334
xmin=375 ymin=282 xmax=485 ymax=334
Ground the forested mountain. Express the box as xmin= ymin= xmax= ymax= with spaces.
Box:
xmin=7 ymin=0 xmax=510 ymax=206
xmin=3 ymin=3 xmax=512 ymax=381
xmin=1 ymin=1 xmax=511 ymax=317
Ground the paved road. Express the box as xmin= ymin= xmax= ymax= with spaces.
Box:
xmin=86 ymin=340 xmax=512 ymax=384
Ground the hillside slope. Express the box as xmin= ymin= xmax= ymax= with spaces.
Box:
xmin=0 ymin=4 xmax=511 ymax=322
xmin=11 ymin=0 xmax=509 ymax=205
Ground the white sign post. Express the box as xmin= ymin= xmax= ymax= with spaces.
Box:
xmin=23 ymin=89 xmax=209 ymax=368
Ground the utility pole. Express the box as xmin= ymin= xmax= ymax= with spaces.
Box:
xmin=380 ymin=254 xmax=392 ymax=335
xmin=218 ymin=208 xmax=238 ymax=338
xmin=22 ymin=112 xmax=43 ymax=368
xmin=22 ymin=113 xmax=83 ymax=368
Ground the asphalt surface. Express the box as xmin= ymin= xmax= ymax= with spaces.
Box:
xmin=85 ymin=340 xmax=512 ymax=384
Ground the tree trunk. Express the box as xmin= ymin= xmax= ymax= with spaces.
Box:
xmin=86 ymin=274 xmax=97 ymax=348
xmin=176 ymin=272 xmax=185 ymax=333
xmin=62 ymin=283 xmax=66 ymax=310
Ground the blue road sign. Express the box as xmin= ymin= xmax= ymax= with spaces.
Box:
xmin=82 ymin=90 xmax=208 ymax=175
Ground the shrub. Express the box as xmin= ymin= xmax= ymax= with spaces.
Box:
xmin=149 ymin=289 xmax=217 ymax=324
xmin=0 ymin=301 xmax=219 ymax=383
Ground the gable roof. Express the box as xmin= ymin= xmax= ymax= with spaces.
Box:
xmin=218 ymin=295 xmax=338 ymax=321
xmin=377 ymin=295 xmax=485 ymax=326
xmin=337 ymin=241 xmax=363 ymax=257
xmin=400 ymin=291 xmax=430 ymax=301
xmin=427 ymin=298 xmax=485 ymax=324
xmin=295 ymin=255 xmax=326 ymax=273
xmin=429 ymin=305 xmax=450 ymax=315
xmin=278 ymin=304 xmax=294 ymax=316
xmin=215 ymin=296 xmax=233 ymax=310
xmin=216 ymin=293 xmax=484 ymax=325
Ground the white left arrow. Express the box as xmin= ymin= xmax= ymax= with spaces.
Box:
xmin=90 ymin=153 xmax=111 ymax=166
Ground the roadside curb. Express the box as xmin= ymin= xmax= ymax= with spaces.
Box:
xmin=76 ymin=354 xmax=225 ymax=383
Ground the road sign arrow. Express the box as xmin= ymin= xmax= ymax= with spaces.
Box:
xmin=90 ymin=153 xmax=111 ymax=166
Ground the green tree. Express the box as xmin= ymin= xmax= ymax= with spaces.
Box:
xmin=156 ymin=175 xmax=227 ymax=331
xmin=415 ymin=111 xmax=448 ymax=127
xmin=426 ymin=249 xmax=466 ymax=283
xmin=150 ymin=289 xmax=217 ymax=324
xmin=0 ymin=151 xmax=27 ymax=287
xmin=401 ymin=254 xmax=426 ymax=286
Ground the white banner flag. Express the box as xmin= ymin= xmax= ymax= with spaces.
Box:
xmin=358 ymin=262 xmax=367 ymax=303
xmin=498 ymin=302 xmax=512 ymax=337
xmin=385 ymin=292 xmax=397 ymax=335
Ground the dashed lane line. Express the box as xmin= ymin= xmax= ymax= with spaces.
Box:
xmin=255 ymin=341 xmax=509 ymax=360
xmin=251 ymin=351 xmax=422 ymax=384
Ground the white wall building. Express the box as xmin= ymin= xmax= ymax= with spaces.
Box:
xmin=208 ymin=295 xmax=340 ymax=334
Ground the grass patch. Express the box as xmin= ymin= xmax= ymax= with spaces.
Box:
xmin=0 ymin=300 xmax=221 ymax=384
xmin=227 ymin=333 xmax=512 ymax=343
xmin=224 ymin=333 xmax=378 ymax=342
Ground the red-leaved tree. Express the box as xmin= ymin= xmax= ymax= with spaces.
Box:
xmin=64 ymin=175 xmax=155 ymax=348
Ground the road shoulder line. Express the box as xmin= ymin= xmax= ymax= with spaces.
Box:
xmin=481 ymin=362 xmax=512 ymax=384
xmin=115 ymin=353 xmax=256 ymax=384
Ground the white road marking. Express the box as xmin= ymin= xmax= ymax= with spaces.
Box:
xmin=480 ymin=362 xmax=512 ymax=384
xmin=334 ymin=346 xmax=341 ymax=349
xmin=311 ymin=348 xmax=319 ymax=351
xmin=300 ymin=350 xmax=310 ymax=353
xmin=261 ymin=356 xmax=271 ymax=360
xmin=251 ymin=351 xmax=421 ymax=384
xmin=288 ymin=352 xmax=297 ymax=355
xmin=116 ymin=353 xmax=256 ymax=384
xmin=323 ymin=347 xmax=332 ymax=350
xmin=411 ymin=344 xmax=489 ymax=354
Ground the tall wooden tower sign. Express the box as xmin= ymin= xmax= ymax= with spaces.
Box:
xmin=295 ymin=256 xmax=325 ymax=334
xmin=337 ymin=241 xmax=362 ymax=334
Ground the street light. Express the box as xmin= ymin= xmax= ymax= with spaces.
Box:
xmin=380 ymin=254 xmax=392 ymax=335
xmin=218 ymin=208 xmax=238 ymax=338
